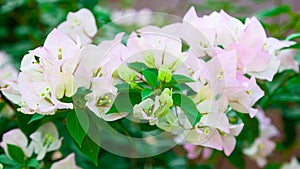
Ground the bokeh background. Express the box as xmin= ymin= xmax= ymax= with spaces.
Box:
xmin=1 ymin=0 xmax=300 ymax=169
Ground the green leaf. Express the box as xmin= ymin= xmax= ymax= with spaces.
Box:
xmin=0 ymin=154 xmax=19 ymax=167
xmin=255 ymin=5 xmax=291 ymax=19
xmin=66 ymin=110 xmax=89 ymax=147
xmin=27 ymin=158 xmax=39 ymax=168
xmin=106 ymin=92 xmax=141 ymax=114
xmin=286 ymin=33 xmax=300 ymax=41
xmin=237 ymin=115 xmax=259 ymax=145
xmin=28 ymin=114 xmax=45 ymax=124
xmin=127 ymin=62 xmax=149 ymax=73
xmin=264 ymin=163 xmax=281 ymax=169
xmin=80 ymin=135 xmax=100 ymax=166
xmin=165 ymin=74 xmax=195 ymax=87
xmin=172 ymin=93 xmax=201 ymax=126
xmin=282 ymin=115 xmax=297 ymax=146
xmin=7 ymin=144 xmax=25 ymax=164
xmin=272 ymin=94 xmax=300 ymax=102
xmin=226 ymin=145 xmax=245 ymax=169
xmin=141 ymin=88 xmax=154 ymax=100
xmin=142 ymin=68 xmax=158 ymax=87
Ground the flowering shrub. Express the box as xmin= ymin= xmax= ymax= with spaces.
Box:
xmin=0 ymin=4 xmax=300 ymax=169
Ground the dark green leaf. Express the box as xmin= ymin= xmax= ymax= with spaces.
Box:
xmin=142 ymin=68 xmax=158 ymax=87
xmin=66 ymin=110 xmax=89 ymax=147
xmin=0 ymin=154 xmax=19 ymax=167
xmin=141 ymin=88 xmax=154 ymax=100
xmin=80 ymin=135 xmax=100 ymax=166
xmin=282 ymin=115 xmax=297 ymax=146
xmin=264 ymin=163 xmax=281 ymax=169
xmin=172 ymin=93 xmax=201 ymax=126
xmin=115 ymin=83 xmax=130 ymax=92
xmin=165 ymin=74 xmax=195 ymax=87
xmin=106 ymin=92 xmax=141 ymax=114
xmin=27 ymin=158 xmax=39 ymax=168
xmin=7 ymin=144 xmax=25 ymax=164
xmin=237 ymin=115 xmax=259 ymax=145
xmin=127 ymin=62 xmax=149 ymax=73
xmin=28 ymin=114 xmax=45 ymax=124
xmin=226 ymin=145 xmax=245 ymax=169
xmin=272 ymin=94 xmax=300 ymax=102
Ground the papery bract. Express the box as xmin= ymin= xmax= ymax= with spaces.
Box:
xmin=58 ymin=8 xmax=97 ymax=46
xmin=50 ymin=153 xmax=81 ymax=169
xmin=0 ymin=129 xmax=33 ymax=159
xmin=29 ymin=122 xmax=63 ymax=160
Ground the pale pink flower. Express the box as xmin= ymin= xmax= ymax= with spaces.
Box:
xmin=0 ymin=129 xmax=33 ymax=159
xmin=221 ymin=123 xmax=244 ymax=156
xmin=29 ymin=122 xmax=63 ymax=160
xmin=85 ymin=77 xmax=128 ymax=121
xmin=126 ymin=25 xmax=185 ymax=70
xmin=58 ymin=8 xmax=97 ymax=46
xmin=243 ymin=109 xmax=278 ymax=167
xmin=75 ymin=33 xmax=127 ymax=88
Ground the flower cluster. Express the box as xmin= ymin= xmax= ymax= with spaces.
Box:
xmin=11 ymin=7 xmax=298 ymax=158
xmin=0 ymin=122 xmax=62 ymax=161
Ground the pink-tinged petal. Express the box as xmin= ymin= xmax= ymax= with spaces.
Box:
xmin=230 ymin=123 xmax=244 ymax=136
xmin=200 ymin=112 xmax=230 ymax=133
xmin=248 ymin=56 xmax=280 ymax=81
xmin=186 ymin=127 xmax=223 ymax=151
xmin=259 ymin=139 xmax=276 ymax=157
xmin=216 ymin=50 xmax=238 ymax=87
xmin=278 ymin=49 xmax=299 ymax=73
xmin=246 ymin=50 xmax=271 ymax=73
xmin=0 ymin=129 xmax=33 ymax=158
xmin=183 ymin=7 xmax=198 ymax=22
xmin=50 ymin=153 xmax=81 ymax=169
xmin=183 ymin=143 xmax=201 ymax=160
xmin=245 ymin=77 xmax=264 ymax=105
xmin=44 ymin=29 xmax=80 ymax=61
xmin=102 ymin=112 xmax=129 ymax=121
xmin=243 ymin=17 xmax=267 ymax=45
xmin=202 ymin=148 xmax=212 ymax=159
xmin=30 ymin=122 xmax=62 ymax=160
xmin=58 ymin=8 xmax=97 ymax=45
xmin=172 ymin=22 xmax=213 ymax=57
xmin=248 ymin=107 xmax=258 ymax=118
xmin=222 ymin=135 xmax=236 ymax=156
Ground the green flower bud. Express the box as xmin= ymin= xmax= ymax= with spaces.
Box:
xmin=159 ymin=88 xmax=173 ymax=108
xmin=154 ymin=106 xmax=169 ymax=117
xmin=143 ymin=51 xmax=155 ymax=68
xmin=158 ymin=65 xmax=172 ymax=83
xmin=117 ymin=65 xmax=137 ymax=83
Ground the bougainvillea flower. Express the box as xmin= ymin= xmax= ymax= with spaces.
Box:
xmin=58 ymin=8 xmax=97 ymax=46
xmin=221 ymin=123 xmax=244 ymax=156
xmin=29 ymin=122 xmax=63 ymax=160
xmin=243 ymin=109 xmax=278 ymax=167
xmin=0 ymin=129 xmax=33 ymax=159
xmin=85 ymin=77 xmax=128 ymax=121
